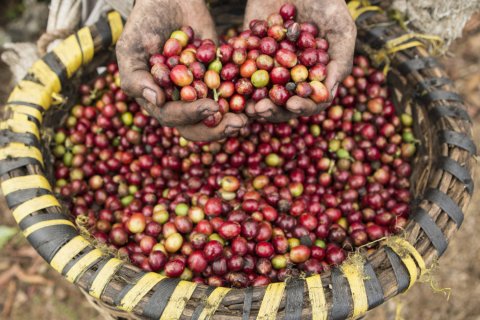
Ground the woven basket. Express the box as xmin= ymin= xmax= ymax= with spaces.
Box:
xmin=0 ymin=1 xmax=476 ymax=319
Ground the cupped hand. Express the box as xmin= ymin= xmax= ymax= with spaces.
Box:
xmin=117 ymin=0 xmax=247 ymax=141
xmin=243 ymin=0 xmax=356 ymax=122
xmin=142 ymin=99 xmax=249 ymax=141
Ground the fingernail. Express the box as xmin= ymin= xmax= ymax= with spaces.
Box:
xmin=201 ymin=106 xmax=215 ymax=116
xmin=289 ymin=107 xmax=303 ymax=114
xmin=225 ymin=126 xmax=238 ymax=137
xmin=331 ymin=82 xmax=339 ymax=98
xmin=143 ymin=88 xmax=157 ymax=105
xmin=317 ymin=103 xmax=328 ymax=113
xmin=259 ymin=110 xmax=273 ymax=117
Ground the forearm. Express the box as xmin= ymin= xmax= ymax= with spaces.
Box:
xmin=135 ymin=0 xmax=206 ymax=14
xmin=245 ymin=0 xmax=347 ymax=22
xmin=244 ymin=0 xmax=286 ymax=21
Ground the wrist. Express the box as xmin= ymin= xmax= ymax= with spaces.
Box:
xmin=176 ymin=0 xmax=207 ymax=14
xmin=247 ymin=0 xmax=290 ymax=7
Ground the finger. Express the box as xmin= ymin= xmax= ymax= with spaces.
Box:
xmin=178 ymin=113 xmax=248 ymax=142
xmin=116 ymin=0 xmax=179 ymax=107
xmin=324 ymin=60 xmax=343 ymax=99
xmin=256 ymin=99 xmax=297 ymax=123
xmin=254 ymin=99 xmax=276 ymax=117
xmin=243 ymin=1 xmax=283 ymax=30
xmin=324 ymin=4 xmax=356 ymax=96
xmin=285 ymin=96 xmax=317 ymax=115
xmin=221 ymin=113 xmax=249 ymax=134
xmin=179 ymin=1 xmax=218 ymax=42
xmin=141 ymin=98 xmax=219 ymax=127
xmin=116 ymin=38 xmax=165 ymax=108
xmin=191 ymin=10 xmax=218 ymax=42
xmin=164 ymin=99 xmax=219 ymax=126
xmin=245 ymin=100 xmax=260 ymax=119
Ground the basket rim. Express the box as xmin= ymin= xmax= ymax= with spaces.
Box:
xmin=0 ymin=5 xmax=476 ymax=320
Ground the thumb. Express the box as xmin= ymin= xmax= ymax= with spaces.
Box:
xmin=324 ymin=60 xmax=344 ymax=99
xmin=133 ymin=70 xmax=166 ymax=107
xmin=116 ymin=42 xmax=165 ymax=107
xmin=178 ymin=113 xmax=248 ymax=142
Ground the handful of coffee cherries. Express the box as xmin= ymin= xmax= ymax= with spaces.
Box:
xmin=150 ymin=3 xmax=330 ymax=127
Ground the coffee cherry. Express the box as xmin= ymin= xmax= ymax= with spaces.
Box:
xmin=196 ymin=44 xmax=216 ymax=63
xmin=170 ymin=30 xmax=189 ymax=47
xmin=170 ymin=65 xmax=193 ymax=87
xmin=309 ymin=64 xmax=327 ymax=82
xmin=271 ymin=67 xmax=291 ymax=85
xmin=230 ymin=94 xmax=246 ymax=113
xmin=163 ymin=38 xmax=182 ymax=57
xmin=280 ymin=3 xmax=297 ymax=20
xmin=204 ymin=70 xmax=221 ymax=90
xmin=151 ymin=63 xmax=171 ymax=87
xmin=269 ymin=85 xmax=290 ymax=106
xmin=250 ymin=69 xmax=269 ymax=88
xmin=165 ymin=259 xmax=185 ymax=277
xmin=290 ymin=245 xmax=311 ymax=263
xmin=204 ymin=240 xmax=223 ymax=261
xmin=180 ymin=86 xmax=197 ymax=102
xmin=291 ymin=65 xmax=309 ymax=83
xmin=275 ymin=49 xmax=298 ymax=68
xmin=310 ymin=81 xmax=329 ymax=103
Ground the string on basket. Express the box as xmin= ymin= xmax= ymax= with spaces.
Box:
xmin=368 ymin=33 xmax=444 ymax=75
xmin=348 ymin=0 xmax=445 ymax=75
xmin=348 ymin=0 xmax=383 ymax=21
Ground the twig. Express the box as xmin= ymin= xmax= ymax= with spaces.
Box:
xmin=1 ymin=280 xmax=17 ymax=319
xmin=0 ymin=265 xmax=52 ymax=287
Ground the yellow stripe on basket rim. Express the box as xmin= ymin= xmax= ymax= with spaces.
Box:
xmin=52 ymin=35 xmax=83 ymax=78
xmin=10 ymin=112 xmax=39 ymax=124
xmin=76 ymin=27 xmax=95 ymax=65
xmin=386 ymin=237 xmax=426 ymax=290
xmin=7 ymin=80 xmax=52 ymax=110
xmin=89 ymin=258 xmax=124 ymax=299
xmin=29 ymin=59 xmax=62 ymax=93
xmin=306 ymin=275 xmax=328 ymax=320
xmin=8 ymin=110 xmax=41 ymax=123
xmin=6 ymin=104 xmax=44 ymax=124
xmin=1 ymin=174 xmax=51 ymax=193
xmin=1 ymin=175 xmax=52 ymax=195
xmin=159 ymin=280 xmax=198 ymax=320
xmin=257 ymin=282 xmax=286 ymax=320
xmin=389 ymin=237 xmax=426 ymax=276
xmin=23 ymin=219 xmax=75 ymax=238
xmin=196 ymin=287 xmax=231 ymax=320
xmin=65 ymin=249 xmax=104 ymax=283
xmin=394 ymin=249 xmax=418 ymax=290
xmin=0 ymin=142 xmax=44 ymax=164
xmin=107 ymin=11 xmax=124 ymax=45
xmin=50 ymin=236 xmax=91 ymax=273
xmin=341 ymin=261 xmax=369 ymax=318
xmin=0 ymin=117 xmax=40 ymax=139
xmin=12 ymin=194 xmax=61 ymax=223
xmin=119 ymin=272 xmax=167 ymax=312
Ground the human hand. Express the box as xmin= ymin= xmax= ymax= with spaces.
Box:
xmin=243 ymin=0 xmax=356 ymax=122
xmin=117 ymin=0 xmax=248 ymax=141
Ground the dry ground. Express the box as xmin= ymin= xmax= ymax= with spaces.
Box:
xmin=0 ymin=13 xmax=479 ymax=320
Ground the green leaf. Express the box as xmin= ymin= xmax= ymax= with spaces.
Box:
xmin=0 ymin=226 xmax=18 ymax=250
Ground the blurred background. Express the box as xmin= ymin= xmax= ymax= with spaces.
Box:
xmin=0 ymin=0 xmax=478 ymax=319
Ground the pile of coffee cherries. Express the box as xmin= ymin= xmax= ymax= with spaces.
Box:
xmin=52 ymin=16 xmax=417 ymax=290
xmin=52 ymin=52 xmax=416 ymax=287
xmin=150 ymin=3 xmax=330 ymax=127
